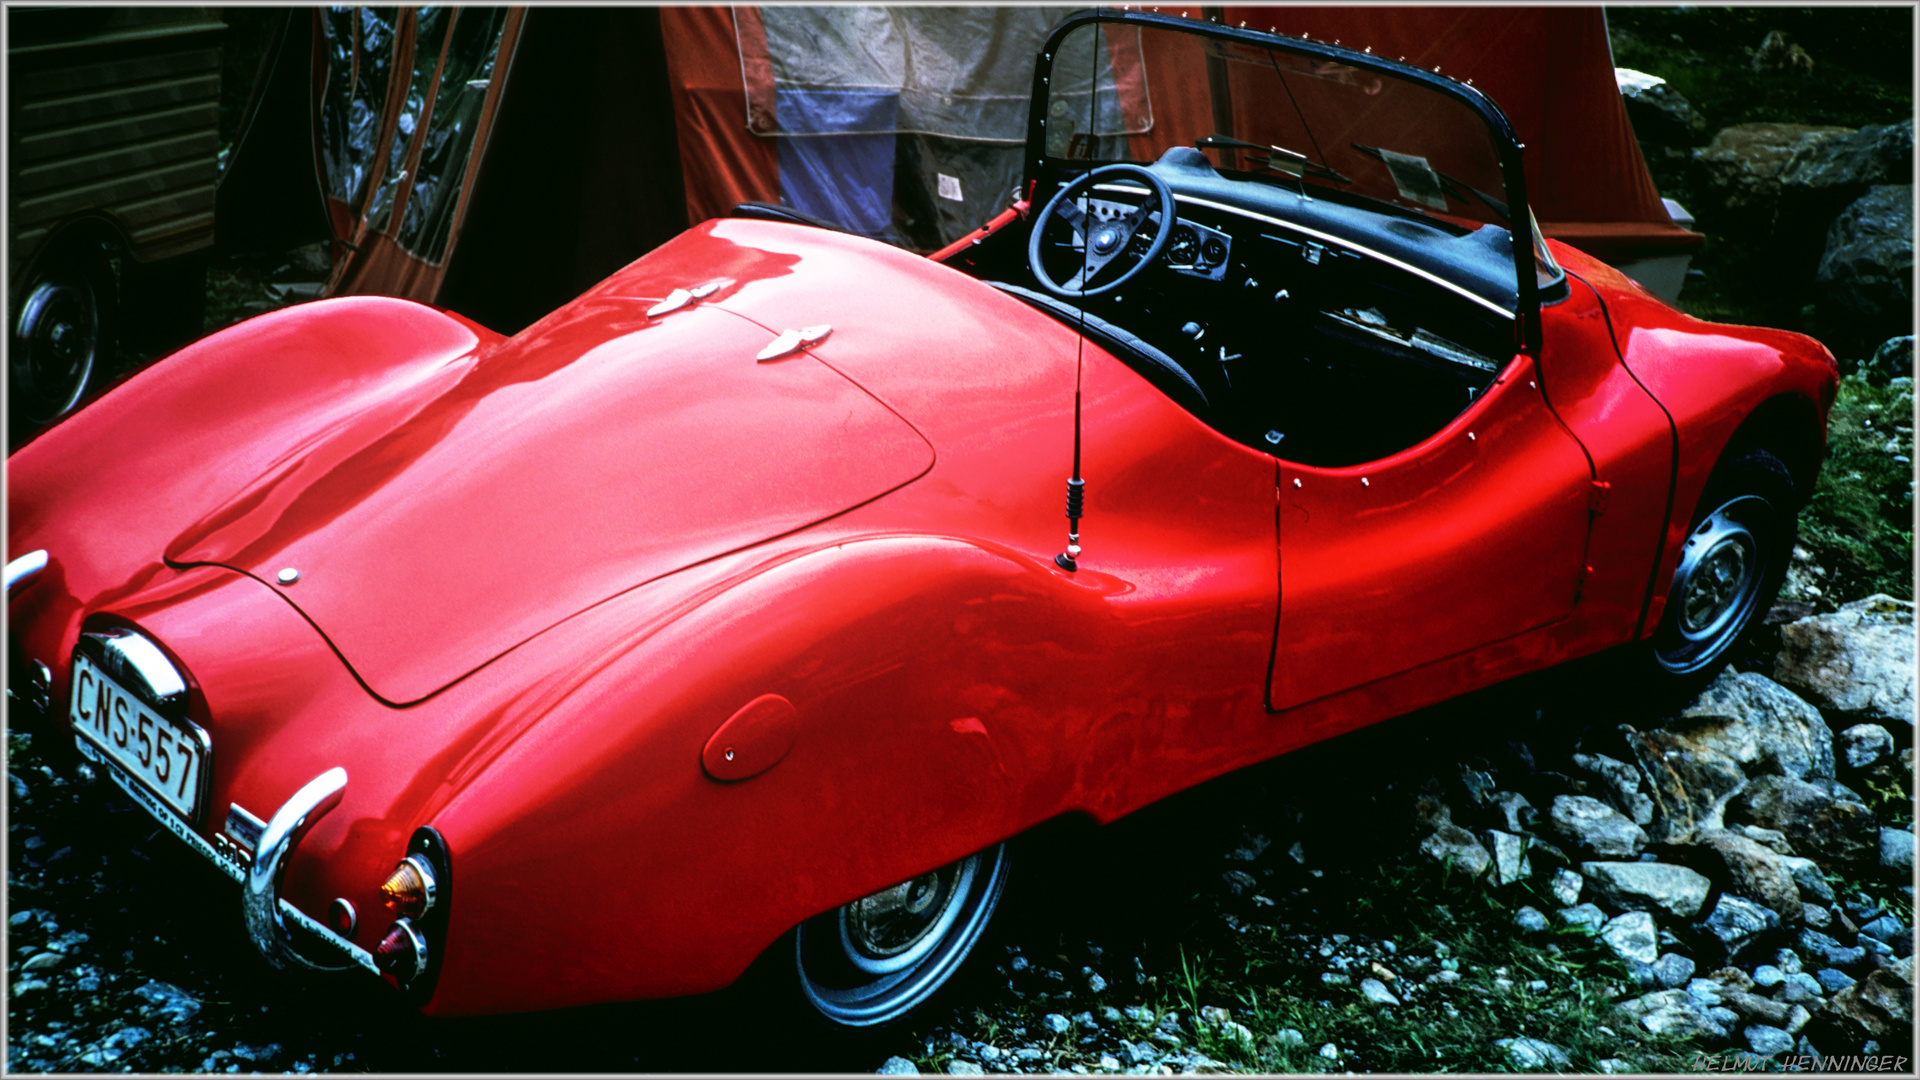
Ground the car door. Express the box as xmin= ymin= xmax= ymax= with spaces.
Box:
xmin=1269 ymin=351 xmax=1594 ymax=710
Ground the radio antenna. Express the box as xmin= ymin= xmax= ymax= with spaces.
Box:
xmin=1056 ymin=21 xmax=1100 ymax=573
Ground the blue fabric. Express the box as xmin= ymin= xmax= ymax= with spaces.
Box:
xmin=775 ymin=89 xmax=898 ymax=238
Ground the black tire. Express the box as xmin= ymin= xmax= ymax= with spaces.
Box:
xmin=739 ymin=842 xmax=1010 ymax=1062
xmin=1640 ymin=445 xmax=1798 ymax=697
xmin=9 ymin=239 xmax=117 ymax=433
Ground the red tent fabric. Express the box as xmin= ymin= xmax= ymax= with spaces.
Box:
xmin=660 ymin=7 xmax=778 ymax=227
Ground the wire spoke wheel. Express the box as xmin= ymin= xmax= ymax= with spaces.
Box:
xmin=796 ymin=843 xmax=1009 ymax=1029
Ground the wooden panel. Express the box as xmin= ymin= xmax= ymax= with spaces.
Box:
xmin=13 ymin=158 xmax=218 ymax=230
xmin=15 ymin=74 xmax=220 ymax=131
xmin=13 ymin=45 xmax=222 ymax=98
xmin=14 ymin=102 xmax=216 ymax=163
xmin=14 ymin=130 xmax=219 ymax=196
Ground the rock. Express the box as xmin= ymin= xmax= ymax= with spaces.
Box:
xmin=1750 ymin=30 xmax=1815 ymax=76
xmin=19 ymin=951 xmax=62 ymax=972
xmin=1096 ymin=1054 xmax=1120 ymax=1071
xmin=1838 ymin=724 xmax=1895 ymax=770
xmin=1864 ymin=335 xmax=1914 ymax=384
xmin=1652 ymin=952 xmax=1696 ymax=990
xmin=1776 ymin=596 xmax=1917 ymax=728
xmin=1418 ymin=825 xmax=1492 ymax=878
xmin=1617 ymin=68 xmax=1707 ymax=146
xmin=1580 ymin=861 xmax=1712 ymax=917
xmin=1725 ymin=775 xmax=1877 ymax=864
xmin=1723 ymin=989 xmax=1794 ymax=1026
xmin=1514 ymin=906 xmax=1550 ymax=934
xmin=1619 ymin=989 xmax=1729 ymax=1041
xmin=1359 ymin=978 xmax=1400 ymax=1006
xmin=1860 ymin=914 xmax=1907 ymax=946
xmin=1736 ymin=825 xmax=1796 ymax=854
xmin=78 ymin=1027 xmax=152 ymax=1068
xmin=1702 ymin=894 xmax=1781 ymax=957
xmin=1549 ymin=868 xmax=1583 ymax=907
xmin=1825 ymin=966 xmax=1913 ymax=1038
xmin=1817 ymin=186 xmax=1916 ymax=340
xmin=1086 ymin=971 xmax=1108 ymax=995
xmin=945 ymin=1061 xmax=984 ymax=1076
xmin=1804 ymin=903 xmax=1833 ymax=928
xmin=1488 ymin=791 xmax=1537 ymax=834
xmin=1671 ymin=671 xmax=1836 ymax=781
xmin=1495 ymin=1037 xmax=1571 ymax=1069
xmin=1556 ymin=903 xmax=1607 ymax=933
xmin=1779 ymin=856 xmax=1834 ymax=904
xmin=1484 ymin=830 xmax=1530 ymax=886
xmin=1317 ymin=1044 xmax=1340 ymax=1061
xmin=1795 ymin=928 xmax=1867 ymax=970
xmin=1683 ymin=830 xmax=1802 ymax=924
xmin=1574 ymin=752 xmax=1655 ymax=825
xmin=1621 ymin=727 xmax=1747 ymax=843
xmin=133 ymin=980 xmax=201 ymax=1025
xmin=1267 ymin=1028 xmax=1305 ymax=1050
xmin=1814 ymin=968 xmax=1857 ymax=993
xmin=1044 ymin=1014 xmax=1072 ymax=1035
xmin=1692 ymin=123 xmax=1855 ymax=226
xmin=1878 ymin=828 xmax=1913 ymax=880
xmin=1779 ymin=121 xmax=1915 ymax=236
xmin=877 ymin=1058 xmax=919 ymax=1075
xmin=1598 ymin=1059 xmax=1631 ymax=1074
xmin=1745 ymin=1025 xmax=1795 ymax=1056
xmin=1773 ymin=947 xmax=1804 ymax=974
xmin=1600 ymin=912 xmax=1661 ymax=964
xmin=1550 ymin=796 xmax=1649 ymax=857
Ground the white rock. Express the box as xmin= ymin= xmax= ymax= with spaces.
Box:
xmin=1495 ymin=1038 xmax=1571 ymax=1069
xmin=1579 ymin=861 xmax=1713 ymax=917
xmin=1839 ymin=724 xmax=1895 ymax=769
xmin=1879 ymin=828 xmax=1914 ymax=879
xmin=1484 ymin=829 xmax=1531 ymax=886
xmin=1317 ymin=1044 xmax=1340 ymax=1061
xmin=1774 ymin=595 xmax=1915 ymax=729
xmin=1599 ymin=912 xmax=1661 ymax=965
xmin=1359 ymin=978 xmax=1400 ymax=1006
xmin=1550 ymin=867 xmax=1583 ymax=907
xmin=877 ymin=1056 xmax=920 ymax=1075
xmin=1551 ymin=795 xmax=1648 ymax=857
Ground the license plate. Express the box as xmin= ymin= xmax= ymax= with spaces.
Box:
xmin=69 ymin=653 xmax=207 ymax=822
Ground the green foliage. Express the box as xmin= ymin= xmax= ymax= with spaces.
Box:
xmin=1801 ymin=376 xmax=1915 ymax=601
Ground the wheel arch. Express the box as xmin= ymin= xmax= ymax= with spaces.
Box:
xmin=1718 ymin=391 xmax=1826 ymax=509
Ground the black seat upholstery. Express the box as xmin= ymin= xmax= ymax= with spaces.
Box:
xmin=988 ymin=282 xmax=1210 ymax=420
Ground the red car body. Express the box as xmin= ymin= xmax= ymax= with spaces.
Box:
xmin=7 ymin=12 xmax=1836 ymax=1022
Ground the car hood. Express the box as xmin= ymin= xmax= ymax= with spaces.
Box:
xmin=164 ymin=301 xmax=933 ymax=704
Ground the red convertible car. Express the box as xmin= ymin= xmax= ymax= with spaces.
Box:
xmin=6 ymin=12 xmax=1835 ymax=1030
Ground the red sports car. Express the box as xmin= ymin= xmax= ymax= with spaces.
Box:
xmin=6 ymin=11 xmax=1835 ymax=1030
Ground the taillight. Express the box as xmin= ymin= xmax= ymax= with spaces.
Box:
xmin=380 ymin=854 xmax=438 ymax=918
xmin=374 ymin=918 xmax=427 ymax=982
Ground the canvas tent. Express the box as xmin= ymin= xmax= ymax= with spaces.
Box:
xmin=223 ymin=6 xmax=1699 ymax=332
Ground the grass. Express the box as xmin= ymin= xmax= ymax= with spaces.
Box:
xmin=1801 ymin=376 xmax=1915 ymax=602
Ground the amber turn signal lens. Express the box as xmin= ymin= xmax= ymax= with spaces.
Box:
xmin=380 ymin=854 xmax=437 ymax=918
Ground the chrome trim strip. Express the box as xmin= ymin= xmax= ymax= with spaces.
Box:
xmin=243 ymin=768 xmax=370 ymax=974
xmin=1092 ymin=183 xmax=1516 ymax=320
xmin=6 ymin=549 xmax=48 ymax=592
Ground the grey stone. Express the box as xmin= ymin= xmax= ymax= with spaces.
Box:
xmin=1814 ymin=968 xmax=1857 ymax=993
xmin=1096 ymin=1054 xmax=1120 ymax=1071
xmin=1780 ymin=120 xmax=1913 ymax=213
xmin=1484 ymin=829 xmax=1530 ymax=886
xmin=1600 ymin=912 xmax=1661 ymax=965
xmin=1488 ymin=791 xmax=1537 ymax=834
xmin=1617 ymin=68 xmax=1708 ymax=145
xmin=1575 ymin=752 xmax=1655 ymax=825
xmin=1839 ymin=724 xmax=1895 ymax=770
xmin=1736 ymin=825 xmax=1796 ymax=854
xmin=1086 ymin=971 xmax=1108 ymax=995
xmin=19 ymin=951 xmax=62 ymax=972
xmin=1619 ymin=989 xmax=1729 ymax=1041
xmin=1495 ymin=1037 xmax=1571 ymax=1069
xmin=1684 ymin=829 xmax=1802 ymax=923
xmin=1753 ymin=964 xmax=1787 ymax=987
xmin=1693 ymin=123 xmax=1855 ymax=225
xmin=1804 ymin=903 xmax=1833 ymax=929
xmin=1317 ymin=1044 xmax=1340 ymax=1061
xmin=1775 ymin=596 xmax=1916 ymax=729
xmin=1550 ymin=795 xmax=1648 ymax=857
xmin=1865 ymin=335 xmax=1914 ymax=385
xmin=1861 ymin=914 xmax=1907 ymax=945
xmin=133 ymin=980 xmax=201 ymax=1025
xmin=1270 ymin=1028 xmax=1306 ymax=1049
xmin=1652 ymin=952 xmax=1695 ymax=989
xmin=1580 ymin=861 xmax=1712 ymax=917
xmin=1722 ymin=989 xmax=1794 ymax=1025
xmin=1725 ymin=775 xmax=1878 ymax=863
xmin=1419 ymin=825 xmax=1492 ymax=878
xmin=1556 ymin=903 xmax=1607 ymax=933
xmin=1672 ymin=671 xmax=1836 ymax=781
xmin=1797 ymin=928 xmax=1868 ymax=970
xmin=1044 ymin=1013 xmax=1072 ymax=1035
xmin=1816 ymin=187 xmax=1915 ymax=334
xmin=1598 ymin=1059 xmax=1632 ymax=1074
xmin=1780 ymin=856 xmax=1834 ymax=904
xmin=1514 ymin=906 xmax=1549 ymax=934
xmin=945 ymin=1061 xmax=984 ymax=1076
xmin=1703 ymin=894 xmax=1781 ymax=955
xmin=877 ymin=1058 xmax=919 ymax=1075
xmin=1549 ymin=868 xmax=1583 ymax=907
xmin=1746 ymin=1025 xmax=1795 ymax=1056
xmin=1879 ymin=828 xmax=1914 ymax=880
xmin=1621 ymin=727 xmax=1747 ymax=843
xmin=1359 ymin=978 xmax=1400 ymax=1006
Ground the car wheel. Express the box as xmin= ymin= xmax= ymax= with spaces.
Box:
xmin=1645 ymin=445 xmax=1797 ymax=687
xmin=10 ymin=241 xmax=115 ymax=431
xmin=794 ymin=842 xmax=1010 ymax=1030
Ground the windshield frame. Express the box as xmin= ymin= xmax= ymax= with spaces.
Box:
xmin=1024 ymin=10 xmax=1551 ymax=354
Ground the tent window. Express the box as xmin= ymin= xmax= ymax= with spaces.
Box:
xmin=319 ymin=7 xmax=398 ymax=214
xmin=398 ymin=6 xmax=508 ymax=263
xmin=367 ymin=6 xmax=451 ymax=234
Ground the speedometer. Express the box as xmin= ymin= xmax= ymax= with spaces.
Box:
xmin=1168 ymin=225 xmax=1200 ymax=265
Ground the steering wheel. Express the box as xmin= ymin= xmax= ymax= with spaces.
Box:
xmin=1027 ymin=164 xmax=1177 ymax=299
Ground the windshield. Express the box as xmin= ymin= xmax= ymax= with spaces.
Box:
xmin=1040 ymin=19 xmax=1563 ymax=291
